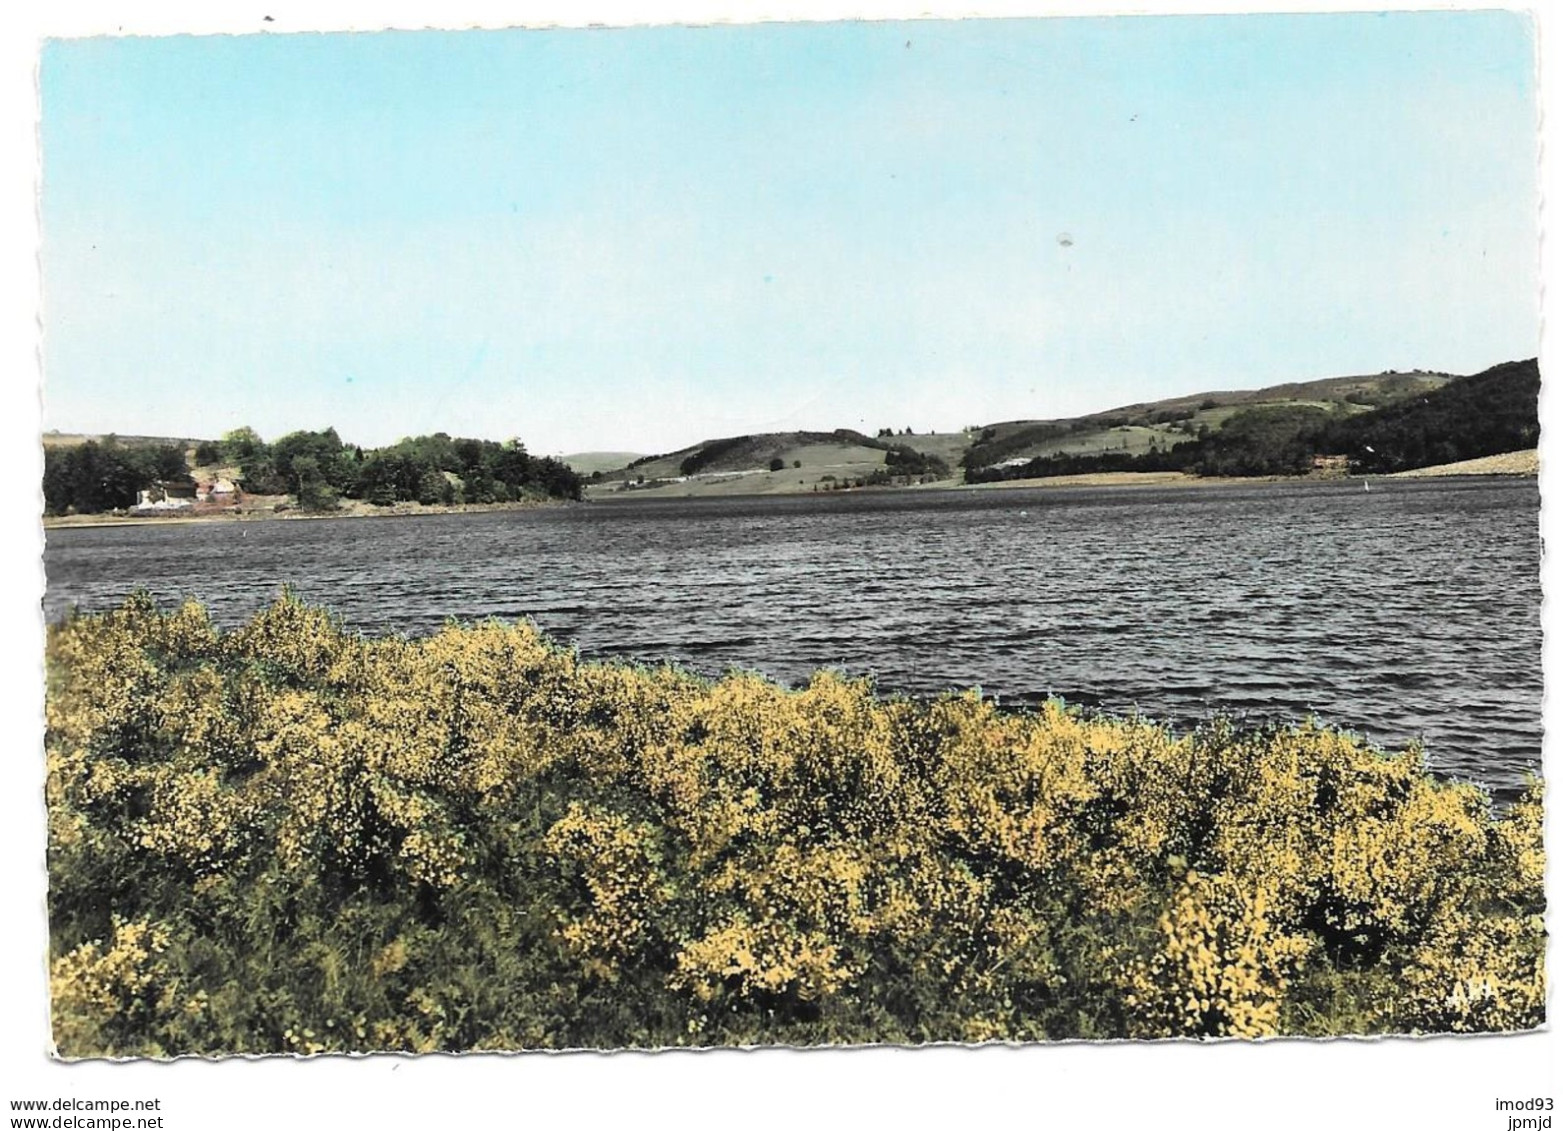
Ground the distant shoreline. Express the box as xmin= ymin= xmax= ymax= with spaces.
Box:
xmin=590 ymin=452 xmax=1538 ymax=502
xmin=42 ymin=450 xmax=1537 ymax=527
xmin=42 ymin=496 xmax=571 ymax=531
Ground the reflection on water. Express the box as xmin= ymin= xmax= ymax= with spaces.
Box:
xmin=44 ymin=477 xmax=1541 ymax=799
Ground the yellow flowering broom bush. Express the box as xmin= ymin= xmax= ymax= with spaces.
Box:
xmin=45 ymin=593 xmax=1544 ymax=1055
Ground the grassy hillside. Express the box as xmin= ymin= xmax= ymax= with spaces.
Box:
xmin=588 ymin=368 xmax=1473 ymax=497
xmin=589 ymin=429 xmax=951 ymax=498
xmin=962 ymin=370 xmax=1452 ymax=472
xmin=625 ymin=430 xmax=885 ymax=477
xmin=560 ymin=451 xmax=646 ymax=476
xmin=967 ymin=361 xmax=1535 ymax=484
xmin=874 ymin=430 xmax=972 ymax=468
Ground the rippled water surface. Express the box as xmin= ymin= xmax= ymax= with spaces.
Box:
xmin=44 ymin=478 xmax=1542 ymax=798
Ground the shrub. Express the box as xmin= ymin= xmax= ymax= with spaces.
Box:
xmin=44 ymin=595 xmax=1545 ymax=1055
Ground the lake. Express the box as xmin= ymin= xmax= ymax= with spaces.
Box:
xmin=43 ymin=477 xmax=1542 ymax=801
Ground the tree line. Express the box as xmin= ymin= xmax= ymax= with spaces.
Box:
xmin=43 ymin=426 xmax=583 ymax=516
xmin=211 ymin=426 xmax=582 ymax=510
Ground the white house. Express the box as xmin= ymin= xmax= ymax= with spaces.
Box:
xmin=133 ymin=481 xmax=198 ymax=512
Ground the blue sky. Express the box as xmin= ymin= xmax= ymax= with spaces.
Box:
xmin=40 ymin=12 xmax=1539 ymax=456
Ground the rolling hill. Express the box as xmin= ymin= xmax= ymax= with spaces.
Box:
xmin=587 ymin=429 xmax=952 ymax=498
xmin=559 ymin=451 xmax=648 ymax=476
xmin=588 ymin=365 xmax=1521 ymax=498
xmin=969 ymin=359 xmax=1537 ymax=483
xmin=959 ymin=369 xmax=1453 ymax=471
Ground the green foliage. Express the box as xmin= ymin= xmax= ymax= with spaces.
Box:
xmin=42 ymin=440 xmax=192 ymax=516
xmin=46 ymin=596 xmax=1545 ymax=1055
xmin=355 ymin=433 xmax=577 ymax=503
xmin=197 ymin=427 xmax=583 ymax=507
xmin=881 ymin=445 xmax=950 ymax=480
xmin=963 ymin=445 xmax=1190 ymax=484
xmin=1191 ymin=405 xmax=1331 ymax=476
xmin=272 ymin=429 xmax=356 ymax=496
xmin=220 ymin=427 xmax=266 ymax=465
xmin=680 ymin=436 xmax=755 ymax=476
xmin=670 ymin=431 xmax=892 ymax=479
xmin=1319 ymin=359 xmax=1540 ymax=472
xmin=218 ymin=427 xmax=287 ymax=495
xmin=961 ymin=422 xmax=1073 ymax=470
xmin=416 ymin=469 xmax=450 ymax=506
xmin=292 ymin=456 xmax=341 ymax=513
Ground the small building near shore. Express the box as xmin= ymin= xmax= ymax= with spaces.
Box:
xmin=134 ymin=481 xmax=198 ymax=511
